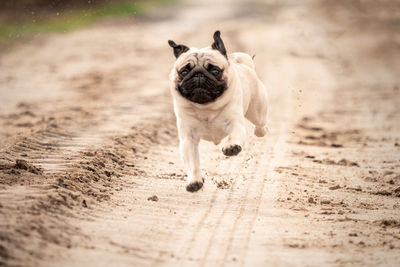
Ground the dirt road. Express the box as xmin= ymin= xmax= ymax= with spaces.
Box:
xmin=1 ymin=0 xmax=400 ymax=266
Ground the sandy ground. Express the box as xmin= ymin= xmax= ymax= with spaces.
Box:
xmin=0 ymin=0 xmax=400 ymax=266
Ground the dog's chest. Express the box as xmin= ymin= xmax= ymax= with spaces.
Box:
xmin=193 ymin=112 xmax=230 ymax=144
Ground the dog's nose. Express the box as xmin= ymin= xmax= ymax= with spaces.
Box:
xmin=193 ymin=72 xmax=204 ymax=78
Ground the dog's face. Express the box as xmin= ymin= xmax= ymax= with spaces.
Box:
xmin=169 ymin=31 xmax=229 ymax=104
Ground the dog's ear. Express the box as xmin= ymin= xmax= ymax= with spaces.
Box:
xmin=211 ymin=30 xmax=227 ymax=59
xmin=168 ymin=40 xmax=189 ymax=58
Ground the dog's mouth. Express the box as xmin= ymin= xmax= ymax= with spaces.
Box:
xmin=177 ymin=72 xmax=227 ymax=104
xmin=190 ymin=88 xmax=213 ymax=104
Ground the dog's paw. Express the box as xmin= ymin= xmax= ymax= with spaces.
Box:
xmin=254 ymin=126 xmax=267 ymax=137
xmin=186 ymin=180 xmax=204 ymax=192
xmin=222 ymin=144 xmax=242 ymax=156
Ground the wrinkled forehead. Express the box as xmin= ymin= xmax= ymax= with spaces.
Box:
xmin=175 ymin=47 xmax=227 ymax=69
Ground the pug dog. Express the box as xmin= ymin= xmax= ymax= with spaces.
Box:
xmin=168 ymin=31 xmax=268 ymax=192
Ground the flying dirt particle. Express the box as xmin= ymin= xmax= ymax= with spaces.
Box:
xmin=308 ymin=197 xmax=315 ymax=204
xmin=82 ymin=199 xmax=88 ymax=208
xmin=213 ymin=178 xmax=231 ymax=189
xmin=305 ymin=155 xmax=315 ymax=159
xmin=395 ymin=142 xmax=399 ymax=147
xmin=329 ymin=185 xmax=341 ymax=190
xmin=147 ymin=195 xmax=159 ymax=202
xmin=349 ymin=233 xmax=358 ymax=237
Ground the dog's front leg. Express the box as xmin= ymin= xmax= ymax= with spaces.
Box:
xmin=180 ymin=133 xmax=203 ymax=192
xmin=222 ymin=120 xmax=246 ymax=156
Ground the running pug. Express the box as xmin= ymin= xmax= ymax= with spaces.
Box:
xmin=168 ymin=31 xmax=268 ymax=192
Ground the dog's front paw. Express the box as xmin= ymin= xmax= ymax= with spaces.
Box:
xmin=186 ymin=180 xmax=204 ymax=192
xmin=222 ymin=144 xmax=242 ymax=156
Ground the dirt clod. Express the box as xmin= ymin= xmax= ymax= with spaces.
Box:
xmin=147 ymin=195 xmax=159 ymax=202
xmin=378 ymin=220 xmax=400 ymax=228
xmin=14 ymin=159 xmax=43 ymax=174
xmin=373 ymin=190 xmax=392 ymax=196
xmin=329 ymin=185 xmax=341 ymax=190
xmin=331 ymin=144 xmax=343 ymax=148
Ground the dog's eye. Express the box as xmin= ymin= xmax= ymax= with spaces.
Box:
xmin=210 ymin=67 xmax=221 ymax=76
xmin=179 ymin=68 xmax=189 ymax=77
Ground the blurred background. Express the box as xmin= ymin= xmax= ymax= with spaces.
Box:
xmin=0 ymin=0 xmax=175 ymax=47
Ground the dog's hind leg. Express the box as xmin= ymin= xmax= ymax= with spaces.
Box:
xmin=245 ymin=80 xmax=269 ymax=137
xmin=254 ymin=124 xmax=268 ymax=137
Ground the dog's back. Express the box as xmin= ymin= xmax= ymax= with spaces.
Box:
xmin=230 ymin=52 xmax=255 ymax=70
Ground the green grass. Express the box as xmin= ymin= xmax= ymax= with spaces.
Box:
xmin=0 ymin=0 xmax=176 ymax=42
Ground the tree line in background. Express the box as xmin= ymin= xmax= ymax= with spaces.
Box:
xmin=0 ymin=0 xmax=115 ymax=10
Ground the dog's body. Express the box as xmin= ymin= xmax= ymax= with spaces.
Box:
xmin=168 ymin=31 xmax=268 ymax=192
